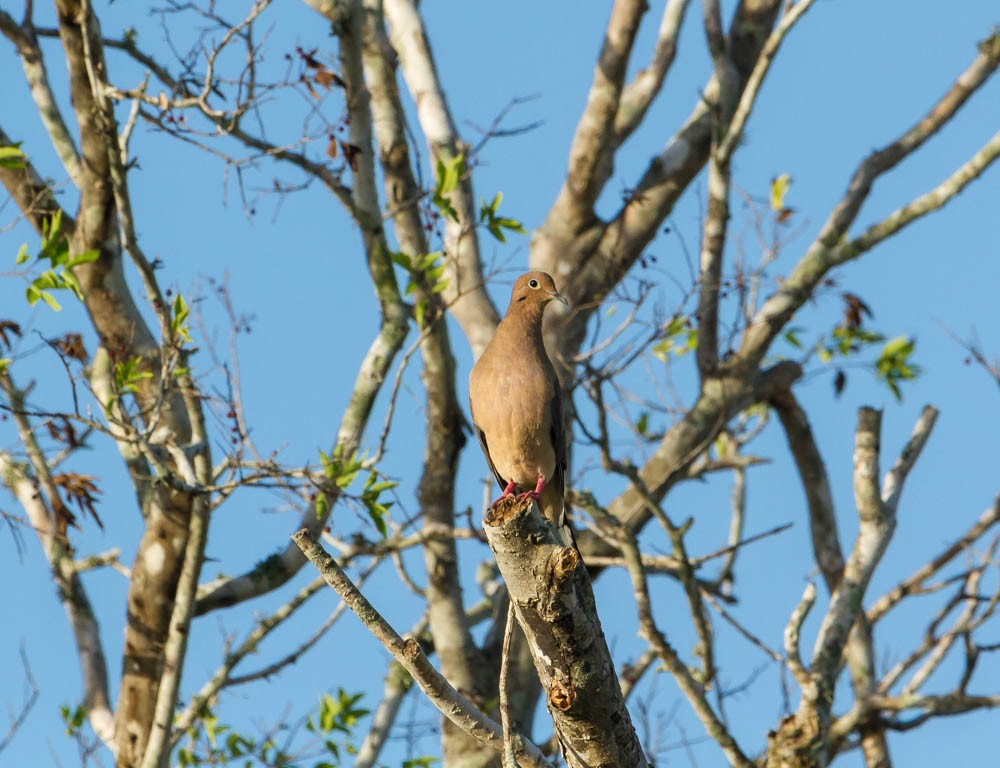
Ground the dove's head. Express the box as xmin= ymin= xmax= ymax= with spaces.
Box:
xmin=508 ymin=271 xmax=569 ymax=314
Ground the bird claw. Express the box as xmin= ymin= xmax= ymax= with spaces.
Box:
xmin=489 ymin=480 xmax=518 ymax=508
xmin=515 ymin=476 xmax=546 ymax=504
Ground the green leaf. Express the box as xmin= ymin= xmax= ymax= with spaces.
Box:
xmin=479 ymin=190 xmax=525 ymax=242
xmin=226 ymin=733 xmax=250 ymax=757
xmin=39 ymin=211 xmax=67 ymax=265
xmin=414 ymin=298 xmax=427 ymax=329
xmin=172 ymin=293 xmax=193 ymax=343
xmin=874 ymin=336 xmax=920 ymax=400
xmin=438 ymin=154 xmax=462 ymax=196
xmin=784 ymin=326 xmax=803 ymax=349
xmin=0 ymin=143 xmax=26 ymax=169
xmin=34 ymin=270 xmax=63 ymax=291
xmin=664 ymin=314 xmax=687 ymax=337
xmin=319 ymin=693 xmax=336 ymax=733
xmin=39 ymin=290 xmax=62 ymax=311
xmin=652 ymin=339 xmax=671 ymax=362
xmin=432 ymin=154 xmax=464 ymax=222
xmin=63 ymin=272 xmax=83 ymax=300
xmin=66 ymin=249 xmax=101 ymax=268
xmin=882 ymin=335 xmax=914 ymax=359
xmin=496 ymin=216 xmax=525 ymax=234
xmin=15 ymin=243 xmax=30 ymax=265
xmin=113 ymin=356 xmax=153 ymax=396
xmin=364 ymin=499 xmax=388 ymax=537
xmin=321 ymin=449 xmax=364 ymax=490
xmin=635 ymin=411 xmax=649 ymax=436
xmin=416 ymin=251 xmax=438 ymax=271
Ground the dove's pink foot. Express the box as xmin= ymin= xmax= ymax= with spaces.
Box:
xmin=515 ymin=475 xmax=546 ymax=504
xmin=490 ymin=480 xmax=518 ymax=508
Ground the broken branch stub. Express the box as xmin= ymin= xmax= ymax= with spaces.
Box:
xmin=483 ymin=495 xmax=647 ymax=768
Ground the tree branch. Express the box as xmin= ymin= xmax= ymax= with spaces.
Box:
xmin=784 ymin=581 xmax=817 ymax=691
xmin=0 ymin=372 xmax=115 ymax=752
xmin=383 ymin=0 xmax=499 ymax=356
xmin=549 ymin=0 xmax=649 ymax=227
xmin=868 ymin=497 xmax=1000 ymax=625
xmin=614 ymin=0 xmax=692 ymax=144
xmin=483 ymin=496 xmax=647 ymax=768
xmin=0 ymin=8 xmax=83 ymax=186
xmin=195 ymin=0 xmax=410 ymax=614
xmin=616 ymin=515 xmax=752 ymax=767
xmin=742 ymin=34 xmax=1000 ymax=364
xmin=292 ymin=528 xmax=550 ymax=768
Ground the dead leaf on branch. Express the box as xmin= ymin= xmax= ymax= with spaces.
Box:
xmin=0 ymin=320 xmax=22 ymax=349
xmin=299 ymin=73 xmax=319 ymax=99
xmin=841 ymin=292 xmax=874 ymax=330
xmin=297 ymin=46 xmax=322 ymax=69
xmin=54 ymin=333 xmax=87 ymax=362
xmin=45 ymin=416 xmax=80 ymax=448
xmin=340 ymin=141 xmax=362 ymax=172
xmin=314 ymin=68 xmax=345 ymax=90
xmin=53 ymin=473 xmax=103 ymax=530
xmin=834 ymin=369 xmax=847 ymax=398
xmin=775 ymin=206 xmax=796 ymax=224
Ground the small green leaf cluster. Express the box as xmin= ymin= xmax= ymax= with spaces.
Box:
xmin=170 ymin=692 xmax=373 ymax=768
xmin=478 ymin=192 xmax=525 ymax=243
xmin=432 ymin=154 xmax=464 ymax=222
xmin=359 ymin=470 xmax=397 ymax=536
xmin=306 ymin=688 xmax=369 ymax=740
xmin=816 ymin=325 xmax=885 ymax=361
xmin=16 ymin=211 xmax=100 ymax=311
xmin=632 ymin=409 xmax=665 ymax=442
xmin=105 ymin=356 xmax=154 ymax=412
xmin=808 ymin=325 xmax=921 ymax=400
xmin=59 ymin=703 xmax=86 ymax=737
xmin=113 ymin=357 xmax=153 ymax=394
xmin=177 ymin=709 xmax=291 ymax=767
xmin=319 ymin=447 xmax=365 ymax=492
xmin=317 ymin=449 xmax=397 ymax=536
xmin=652 ymin=314 xmax=698 ymax=361
xmin=391 ymin=251 xmax=448 ymax=328
xmin=875 ymin=336 xmax=921 ymax=401
xmin=171 ymin=293 xmax=193 ymax=344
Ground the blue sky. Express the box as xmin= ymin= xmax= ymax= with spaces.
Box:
xmin=1 ymin=1 xmax=999 ymax=766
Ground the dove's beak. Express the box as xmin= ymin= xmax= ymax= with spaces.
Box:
xmin=548 ymin=290 xmax=569 ymax=306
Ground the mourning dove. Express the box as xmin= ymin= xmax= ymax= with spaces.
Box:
xmin=469 ymin=271 xmax=574 ymax=546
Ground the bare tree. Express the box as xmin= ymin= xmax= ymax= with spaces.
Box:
xmin=1 ymin=2 xmax=998 ymax=768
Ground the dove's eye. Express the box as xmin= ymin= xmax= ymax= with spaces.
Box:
xmin=528 ymin=279 xmax=539 ymax=289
